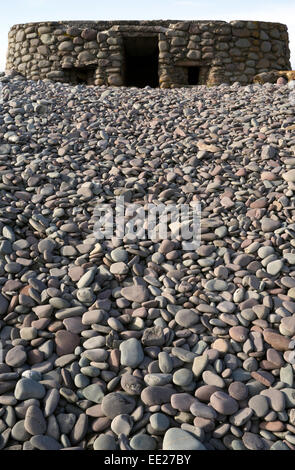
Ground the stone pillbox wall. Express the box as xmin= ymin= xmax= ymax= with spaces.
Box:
xmin=6 ymin=20 xmax=291 ymax=88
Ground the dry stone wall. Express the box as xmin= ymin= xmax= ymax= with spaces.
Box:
xmin=6 ymin=20 xmax=291 ymax=87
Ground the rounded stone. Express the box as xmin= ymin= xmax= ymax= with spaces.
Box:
xmin=119 ymin=338 xmax=144 ymax=368
xmin=162 ymin=428 xmax=206 ymax=450
xmin=5 ymin=346 xmax=27 ymax=367
xmin=150 ymin=412 xmax=170 ymax=432
xmin=173 ymin=368 xmax=193 ymax=386
xmin=24 ymin=405 xmax=47 ymax=435
xmin=228 ymin=381 xmax=248 ymax=401
xmin=55 ymin=330 xmax=80 ymax=356
xmin=205 ymin=279 xmax=228 ymax=291
xmin=76 ymin=287 xmax=96 ymax=304
xmin=93 ymin=434 xmax=117 ymax=450
xmin=242 ymin=432 xmax=265 ymax=450
xmin=175 ymin=309 xmax=199 ymax=327
xmin=111 ymin=248 xmax=128 ymax=262
xmin=229 ymin=326 xmax=249 ymax=342
xmin=190 ymin=402 xmax=217 ymax=420
xmin=130 ymin=434 xmax=157 ymax=450
xmin=56 ymin=413 xmax=76 ymax=434
xmin=141 ymin=386 xmax=174 ymax=406
xmin=30 ymin=434 xmax=62 ymax=450
xmin=260 ymin=389 xmax=285 ymax=412
xmin=283 ymin=170 xmax=295 ymax=183
xmin=202 ymin=370 xmax=225 ymax=388
xmin=111 ymin=414 xmax=133 ymax=436
xmin=110 ymin=262 xmax=129 ymax=275
xmin=38 ymin=238 xmax=56 ymax=253
xmin=11 ymin=420 xmax=31 ymax=442
xmin=121 ymin=373 xmax=143 ymax=395
xmin=248 ymin=395 xmax=269 ymax=417
xmin=20 ymin=327 xmax=37 ymax=341
xmin=121 ymin=285 xmax=149 ymax=303
xmin=82 ymin=384 xmax=105 ymax=404
xmin=210 ymin=391 xmax=239 ymax=415
xmin=101 ymin=392 xmax=136 ymax=419
xmin=15 ymin=378 xmax=46 ymax=401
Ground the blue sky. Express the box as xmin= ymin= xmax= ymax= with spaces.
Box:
xmin=0 ymin=0 xmax=294 ymax=71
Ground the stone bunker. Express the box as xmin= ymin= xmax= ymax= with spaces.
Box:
xmin=6 ymin=20 xmax=291 ymax=88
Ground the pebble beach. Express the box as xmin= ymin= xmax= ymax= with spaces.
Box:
xmin=1 ymin=72 xmax=295 ymax=450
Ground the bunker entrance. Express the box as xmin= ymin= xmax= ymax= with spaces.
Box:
xmin=123 ymin=37 xmax=159 ymax=88
xmin=187 ymin=66 xmax=200 ymax=85
xmin=66 ymin=66 xmax=95 ymax=85
xmin=175 ymin=63 xmax=210 ymax=86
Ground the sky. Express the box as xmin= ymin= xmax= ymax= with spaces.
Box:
xmin=0 ymin=0 xmax=294 ymax=71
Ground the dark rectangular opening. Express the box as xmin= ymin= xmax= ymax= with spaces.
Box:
xmin=187 ymin=66 xmax=200 ymax=85
xmin=66 ymin=66 xmax=95 ymax=85
xmin=123 ymin=37 xmax=159 ymax=88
